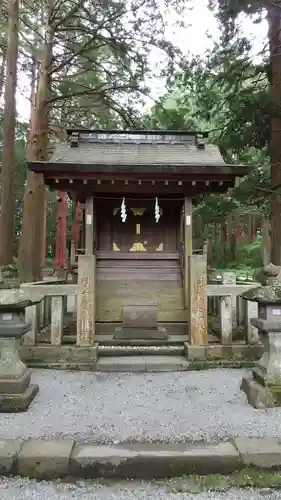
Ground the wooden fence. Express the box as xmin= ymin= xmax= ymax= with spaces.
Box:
xmin=12 ymin=275 xmax=259 ymax=348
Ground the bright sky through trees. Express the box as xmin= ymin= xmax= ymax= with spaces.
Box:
xmin=16 ymin=0 xmax=268 ymax=120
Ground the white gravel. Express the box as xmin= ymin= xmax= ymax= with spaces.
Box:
xmin=1 ymin=368 xmax=281 ymax=443
xmin=0 ymin=478 xmax=279 ymax=500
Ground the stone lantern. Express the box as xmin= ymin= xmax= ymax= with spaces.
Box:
xmin=241 ymin=271 xmax=281 ymax=408
xmin=0 ymin=289 xmax=42 ymax=412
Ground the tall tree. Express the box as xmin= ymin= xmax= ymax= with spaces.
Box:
xmin=18 ymin=0 xmax=54 ymax=282
xmin=209 ymin=0 xmax=281 ymax=264
xmin=17 ymin=0 xmax=186 ymax=281
xmin=267 ymin=3 xmax=281 ymax=264
xmin=0 ymin=0 xmax=20 ymax=265
xmin=0 ymin=1 xmax=8 ymax=102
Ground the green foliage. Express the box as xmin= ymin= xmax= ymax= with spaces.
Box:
xmin=228 ymin=238 xmax=263 ymax=269
xmin=146 ymin=12 xmax=271 ymax=272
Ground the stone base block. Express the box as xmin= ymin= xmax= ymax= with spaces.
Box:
xmin=0 ymin=384 xmax=39 ymax=413
xmin=20 ymin=345 xmax=98 ymax=369
xmin=185 ymin=342 xmax=262 ymax=362
xmin=0 ymin=439 xmax=23 ymax=474
xmin=114 ymin=326 xmax=167 ymax=340
xmin=240 ymin=375 xmax=278 ymax=408
xmin=0 ymin=370 xmax=31 ymax=395
xmin=18 ymin=439 xmax=74 ymax=479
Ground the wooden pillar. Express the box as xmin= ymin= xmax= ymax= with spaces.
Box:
xmin=220 ymin=295 xmax=233 ymax=345
xmin=42 ymin=198 xmax=46 ymax=266
xmin=24 ymin=304 xmax=40 ymax=345
xmin=50 ymin=295 xmax=64 ymax=345
xmin=184 ymin=198 xmax=192 ymax=309
xmin=85 ymin=196 xmax=94 ymax=255
xmin=222 ymin=271 xmax=237 ymax=328
xmin=243 ymin=298 xmax=259 ymax=344
xmin=55 ymin=192 xmax=67 ymax=268
xmin=188 ymin=254 xmax=208 ymax=345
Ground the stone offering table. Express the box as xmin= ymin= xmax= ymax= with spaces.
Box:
xmin=241 ymin=275 xmax=281 ymax=408
xmin=114 ymin=301 xmax=167 ymax=340
xmin=0 ymin=290 xmax=42 ymax=412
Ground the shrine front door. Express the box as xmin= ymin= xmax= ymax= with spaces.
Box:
xmin=110 ymin=200 xmax=180 ymax=253
xmin=97 ymin=199 xmax=180 ymax=253
xmin=112 ymin=206 xmax=165 ymax=252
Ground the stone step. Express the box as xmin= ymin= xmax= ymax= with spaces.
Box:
xmin=98 ymin=344 xmax=185 ymax=356
xmin=62 ymin=333 xmax=220 ymax=345
xmin=95 ymin=334 xmax=187 ymax=344
xmin=95 ymin=322 xmax=188 ymax=336
xmin=96 ymin=355 xmax=190 ymax=372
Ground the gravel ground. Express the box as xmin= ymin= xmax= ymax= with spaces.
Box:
xmin=1 ymin=368 xmax=281 ymax=443
xmin=0 ymin=478 xmax=279 ymax=500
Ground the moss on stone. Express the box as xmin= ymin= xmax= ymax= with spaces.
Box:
xmin=160 ymin=467 xmax=281 ymax=493
xmin=189 ymin=359 xmax=256 ymax=371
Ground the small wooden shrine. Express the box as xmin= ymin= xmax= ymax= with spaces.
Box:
xmin=27 ymin=129 xmax=246 ymax=346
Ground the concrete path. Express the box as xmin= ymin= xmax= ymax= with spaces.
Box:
xmin=0 ymin=478 xmax=278 ymax=500
xmin=1 ymin=369 xmax=281 ymax=443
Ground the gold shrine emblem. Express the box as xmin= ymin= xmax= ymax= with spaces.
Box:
xmin=129 ymin=242 xmax=147 ymax=251
xmin=131 ymin=208 xmax=146 ymax=216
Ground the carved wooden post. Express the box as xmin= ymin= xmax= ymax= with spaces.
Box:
xmin=77 ymin=255 xmax=95 ymax=346
xmin=77 ymin=196 xmax=96 ymax=346
xmin=188 ymin=254 xmax=207 ymax=345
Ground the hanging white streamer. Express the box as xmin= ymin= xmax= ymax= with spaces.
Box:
xmin=155 ymin=197 xmax=160 ymax=223
xmin=121 ymin=197 xmax=127 ymax=222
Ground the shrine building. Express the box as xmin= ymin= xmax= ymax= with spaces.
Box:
xmin=27 ymin=129 xmax=246 ymax=347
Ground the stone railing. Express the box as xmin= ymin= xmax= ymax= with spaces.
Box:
xmin=207 ymin=273 xmax=259 ymax=345
xmin=20 ymin=279 xmax=79 ymax=346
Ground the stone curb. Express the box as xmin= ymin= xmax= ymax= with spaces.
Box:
xmin=1 ymin=437 xmax=281 ymax=479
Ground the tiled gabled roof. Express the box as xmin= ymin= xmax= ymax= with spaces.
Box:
xmin=50 ymin=141 xmax=225 ymax=166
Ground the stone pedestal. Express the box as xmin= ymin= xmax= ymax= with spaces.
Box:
xmin=241 ymin=287 xmax=281 ymax=408
xmin=114 ymin=301 xmax=167 ymax=340
xmin=0 ymin=291 xmax=41 ymax=412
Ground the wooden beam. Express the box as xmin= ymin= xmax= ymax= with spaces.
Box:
xmin=85 ymin=196 xmax=94 ymax=255
xmin=46 ymin=180 xmax=234 ymax=197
